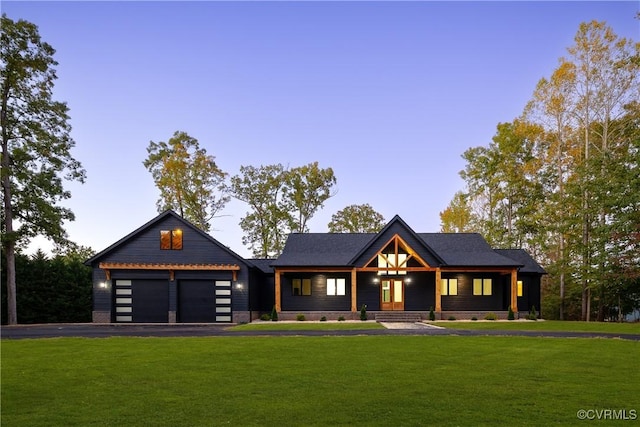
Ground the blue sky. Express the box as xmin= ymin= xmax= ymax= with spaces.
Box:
xmin=4 ymin=1 xmax=638 ymax=258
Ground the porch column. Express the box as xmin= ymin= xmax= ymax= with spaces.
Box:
xmin=510 ymin=268 xmax=518 ymax=313
xmin=351 ymin=268 xmax=357 ymax=312
xmin=435 ymin=268 xmax=442 ymax=312
xmin=275 ymin=269 xmax=281 ymax=312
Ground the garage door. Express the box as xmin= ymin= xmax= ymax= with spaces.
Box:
xmin=178 ymin=280 xmax=232 ymax=323
xmin=114 ymin=279 xmax=169 ymax=323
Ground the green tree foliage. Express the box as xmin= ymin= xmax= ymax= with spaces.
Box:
xmin=439 ymin=191 xmax=474 ymax=233
xmin=446 ymin=20 xmax=639 ymax=321
xmin=284 ymin=162 xmax=336 ymax=233
xmin=1 ymin=247 xmax=93 ymax=324
xmin=328 ymin=204 xmax=385 ymax=233
xmin=230 ymin=162 xmax=336 ymax=257
xmin=143 ymin=131 xmax=228 ymax=232
xmin=1 ymin=15 xmax=86 ymax=324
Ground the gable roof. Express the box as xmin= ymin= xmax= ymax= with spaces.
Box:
xmin=84 ymin=210 xmax=249 ymax=267
xmin=246 ymin=258 xmax=276 ymax=274
xmin=419 ymin=233 xmax=521 ymax=268
xmin=272 ymin=215 xmax=530 ymax=269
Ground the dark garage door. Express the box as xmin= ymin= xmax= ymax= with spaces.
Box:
xmin=132 ymin=280 xmax=169 ymax=323
xmin=179 ymin=280 xmax=216 ymax=323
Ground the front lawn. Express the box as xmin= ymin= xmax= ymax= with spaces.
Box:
xmin=431 ymin=320 xmax=640 ymax=334
xmin=2 ymin=336 xmax=638 ymax=426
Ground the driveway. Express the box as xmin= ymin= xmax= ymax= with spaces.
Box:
xmin=2 ymin=323 xmax=639 ymax=341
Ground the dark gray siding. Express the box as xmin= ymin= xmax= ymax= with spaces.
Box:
xmin=92 ymin=269 xmax=110 ymax=312
xmin=281 ymin=273 xmax=351 ymax=311
xmin=517 ymin=274 xmax=541 ymax=314
xmin=440 ymin=273 xmax=507 ymax=311
xmin=404 ymin=272 xmax=435 ymax=311
xmin=356 ymin=272 xmax=380 ymax=310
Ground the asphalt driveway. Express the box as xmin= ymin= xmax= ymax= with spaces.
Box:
xmin=2 ymin=323 xmax=639 ymax=340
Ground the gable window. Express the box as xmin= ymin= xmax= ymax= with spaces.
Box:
xmin=473 ymin=278 xmax=492 ymax=296
xmin=441 ymin=278 xmax=458 ymax=296
xmin=160 ymin=229 xmax=183 ymax=250
xmin=292 ymin=278 xmax=311 ymax=296
xmin=326 ymin=278 xmax=346 ymax=296
xmin=517 ymin=280 xmax=523 ymax=297
xmin=378 ymin=253 xmax=408 ymax=275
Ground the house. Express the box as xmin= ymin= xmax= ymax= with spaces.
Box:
xmin=86 ymin=211 xmax=545 ymax=323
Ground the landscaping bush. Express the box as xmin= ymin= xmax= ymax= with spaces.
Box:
xmin=471 ymin=316 xmax=478 ymax=321
xmin=271 ymin=305 xmax=278 ymax=322
xmin=296 ymin=314 xmax=306 ymax=321
xmin=528 ymin=305 xmax=538 ymax=321
xmin=360 ymin=304 xmax=368 ymax=321
xmin=320 ymin=316 xmax=327 ymax=322
xmin=429 ymin=306 xmax=435 ymax=321
xmin=260 ymin=313 xmax=271 ymax=321
xmin=338 ymin=316 xmax=345 ymax=321
xmin=508 ymin=306 xmax=515 ymax=320
xmin=448 ymin=316 xmax=456 ymax=321
xmin=484 ymin=312 xmax=498 ymax=321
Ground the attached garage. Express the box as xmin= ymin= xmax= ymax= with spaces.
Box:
xmin=177 ymin=280 xmax=232 ymax=323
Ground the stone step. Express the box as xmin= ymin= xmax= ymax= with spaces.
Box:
xmin=375 ymin=313 xmax=423 ymax=322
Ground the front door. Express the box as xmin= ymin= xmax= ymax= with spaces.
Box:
xmin=381 ymin=279 xmax=404 ymax=311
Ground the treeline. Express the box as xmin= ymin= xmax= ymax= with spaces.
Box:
xmin=0 ymin=249 xmax=93 ymax=324
xmin=440 ymin=21 xmax=640 ymax=321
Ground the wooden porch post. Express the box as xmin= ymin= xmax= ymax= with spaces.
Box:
xmin=275 ymin=269 xmax=281 ymax=312
xmin=435 ymin=268 xmax=442 ymax=312
xmin=511 ymin=268 xmax=518 ymax=313
xmin=351 ymin=268 xmax=357 ymax=312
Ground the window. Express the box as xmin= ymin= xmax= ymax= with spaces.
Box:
xmin=377 ymin=253 xmax=407 ymax=275
xmin=440 ymin=278 xmax=458 ymax=296
xmin=327 ymin=278 xmax=346 ymax=296
xmin=473 ymin=278 xmax=492 ymax=296
xmin=292 ymin=278 xmax=311 ymax=296
xmin=160 ymin=229 xmax=183 ymax=250
xmin=517 ymin=280 xmax=523 ymax=297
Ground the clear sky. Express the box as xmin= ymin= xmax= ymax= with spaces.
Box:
xmin=4 ymin=1 xmax=638 ymax=258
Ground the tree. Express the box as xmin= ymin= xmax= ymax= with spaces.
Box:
xmin=328 ymin=204 xmax=385 ymax=233
xmin=439 ymin=191 xmax=474 ymax=233
xmin=284 ymin=162 xmax=336 ymax=233
xmin=229 ymin=164 xmax=290 ymax=258
xmin=1 ymin=15 xmax=86 ymax=325
xmin=143 ymin=131 xmax=228 ymax=232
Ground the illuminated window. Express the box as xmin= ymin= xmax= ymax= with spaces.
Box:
xmin=377 ymin=253 xmax=408 ymax=275
xmin=473 ymin=278 xmax=492 ymax=296
xmin=441 ymin=278 xmax=458 ymax=296
xmin=327 ymin=278 xmax=346 ymax=296
xmin=517 ymin=280 xmax=523 ymax=297
xmin=160 ymin=229 xmax=183 ymax=250
xmin=292 ymin=278 xmax=311 ymax=296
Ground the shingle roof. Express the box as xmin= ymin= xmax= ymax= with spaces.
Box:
xmin=494 ymin=249 xmax=547 ymax=274
xmin=418 ymin=233 xmax=521 ymax=267
xmin=247 ymin=258 xmax=276 ymax=274
xmin=271 ymin=233 xmax=375 ymax=266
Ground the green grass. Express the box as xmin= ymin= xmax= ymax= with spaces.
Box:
xmin=431 ymin=320 xmax=640 ymax=334
xmin=230 ymin=321 xmax=385 ymax=331
xmin=2 ymin=336 xmax=638 ymax=426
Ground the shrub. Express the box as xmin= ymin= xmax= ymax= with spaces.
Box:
xmin=484 ymin=312 xmax=498 ymax=321
xmin=448 ymin=316 xmax=456 ymax=321
xmin=260 ymin=313 xmax=271 ymax=321
xmin=338 ymin=316 xmax=345 ymax=321
xmin=271 ymin=305 xmax=278 ymax=322
xmin=471 ymin=316 xmax=478 ymax=321
xmin=360 ymin=304 xmax=368 ymax=321
xmin=429 ymin=306 xmax=435 ymax=321
xmin=528 ymin=305 xmax=538 ymax=321
xmin=508 ymin=306 xmax=515 ymax=321
xmin=296 ymin=314 xmax=306 ymax=321
xmin=320 ymin=316 xmax=327 ymax=322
